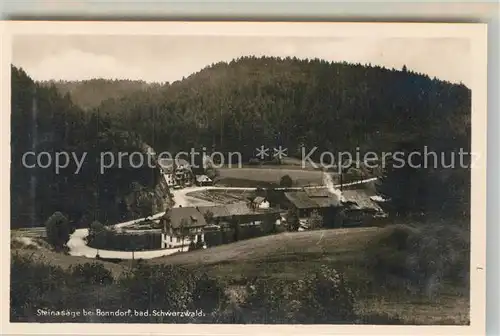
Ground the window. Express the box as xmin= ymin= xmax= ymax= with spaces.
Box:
xmin=177 ymin=237 xmax=180 ymax=243
xmin=170 ymin=236 xmax=173 ymax=242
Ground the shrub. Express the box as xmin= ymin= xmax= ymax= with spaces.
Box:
xmin=364 ymin=223 xmax=470 ymax=296
xmin=279 ymin=175 xmax=293 ymax=187
xmin=118 ymin=264 xmax=195 ymax=320
xmin=118 ymin=264 xmax=229 ymax=322
xmin=88 ymin=221 xmax=105 ymax=237
xmin=192 ymin=273 xmax=229 ymax=315
xmin=244 ymin=278 xmax=301 ymax=323
xmin=206 ymin=167 xmax=220 ymax=181
xmin=70 ymin=262 xmax=114 ymax=285
xmin=344 ymin=167 xmax=365 ymax=182
xmin=10 ymin=253 xmax=68 ymax=321
xmin=243 ymin=266 xmax=357 ymax=324
xmin=286 ymin=208 xmax=300 ymax=232
xmin=44 ymin=212 xmax=71 ymax=250
xmin=298 ymin=266 xmax=357 ymax=323
xmin=248 ymin=158 xmax=261 ymax=165
xmin=307 ymin=210 xmax=324 ymax=230
xmin=214 ymin=302 xmax=247 ymax=323
xmin=255 ymin=187 xmax=265 ymax=197
xmin=188 ymin=241 xmax=197 ymax=251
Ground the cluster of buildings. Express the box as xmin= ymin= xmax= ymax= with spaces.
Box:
xmin=158 ymin=158 xmax=213 ymax=189
xmin=283 ymin=187 xmax=386 ymax=228
xmin=153 ymin=152 xmax=386 ymax=251
xmin=158 ymin=185 xmax=386 ymax=250
xmin=159 ymin=199 xmax=280 ymax=250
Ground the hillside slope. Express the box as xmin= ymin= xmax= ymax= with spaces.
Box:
xmin=47 ymin=56 xmax=471 ymax=219
xmin=92 ymin=56 xmax=471 ymax=159
xmin=149 ymin=227 xmax=380 ymax=267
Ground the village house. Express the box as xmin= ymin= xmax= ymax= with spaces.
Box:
xmin=339 ymin=189 xmax=387 ymax=227
xmin=159 ymin=206 xmax=207 ymax=250
xmin=283 ymin=191 xmax=322 ymax=219
xmin=158 ymin=158 xmax=194 ymax=189
xmin=157 ymin=199 xmax=293 ymax=251
xmin=283 ymin=188 xmax=340 ymax=227
xmin=197 ymin=202 xmax=282 ymax=246
xmin=283 ymin=187 xmax=387 ymax=228
xmin=250 ymin=196 xmax=270 ymax=210
xmin=195 ymin=174 xmax=213 ymax=186
xmin=195 ymin=205 xmax=231 ymax=228
xmin=304 ymin=188 xmax=341 ymax=208
xmin=162 ymin=163 xmax=175 ymax=186
xmin=197 ymin=202 xmax=281 ymax=228
xmin=227 ymin=202 xmax=281 ymax=226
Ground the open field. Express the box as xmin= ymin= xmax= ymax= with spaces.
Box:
xmin=217 ymin=167 xmax=330 ymax=187
xmin=221 ymin=157 xmax=322 ymax=170
xmin=215 ymin=177 xmax=279 ymax=188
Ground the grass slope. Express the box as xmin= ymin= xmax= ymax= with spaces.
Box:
xmin=11 ymin=225 xmax=469 ymax=324
xmin=11 ymin=244 xmax=129 ymax=278
xmin=149 ymin=227 xmax=379 ymax=268
xmin=148 ymin=228 xmax=383 ymax=286
xmin=147 ymin=225 xmax=469 ymax=325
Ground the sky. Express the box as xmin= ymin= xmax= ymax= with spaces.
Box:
xmin=12 ymin=35 xmax=471 ymax=87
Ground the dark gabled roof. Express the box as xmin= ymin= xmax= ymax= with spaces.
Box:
xmin=195 ymin=205 xmax=230 ymax=219
xmin=304 ymin=187 xmax=332 ymax=198
xmin=313 ymin=196 xmax=341 ymax=208
xmin=284 ymin=191 xmax=319 ymax=209
xmin=197 ymin=203 xmax=280 ymax=221
xmin=285 ymin=189 xmax=341 ymax=209
xmin=341 ymin=190 xmax=383 ymax=212
xmin=163 ymin=207 xmax=207 ymax=229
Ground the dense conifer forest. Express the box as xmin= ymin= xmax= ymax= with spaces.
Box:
xmin=11 ymin=56 xmax=471 ymax=228
xmin=11 ymin=67 xmax=164 ymax=229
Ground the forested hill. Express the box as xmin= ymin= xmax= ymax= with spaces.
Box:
xmin=86 ymin=56 xmax=470 ymax=160
xmin=40 ymin=79 xmax=161 ymax=110
xmin=86 ymin=56 xmax=471 ymax=219
xmin=15 ymin=56 xmax=471 ymax=224
xmin=11 ymin=67 xmax=171 ymax=229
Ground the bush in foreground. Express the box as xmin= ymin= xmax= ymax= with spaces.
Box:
xmin=10 ymin=253 xmax=68 ymax=321
xmin=243 ymin=265 xmax=356 ymax=323
xmin=70 ymin=262 xmax=114 ymax=285
xmin=44 ymin=212 xmax=71 ymax=250
xmin=117 ymin=263 xmax=230 ymax=322
xmin=364 ymin=223 xmax=470 ymax=297
xmin=11 ymin=254 xmax=358 ymax=324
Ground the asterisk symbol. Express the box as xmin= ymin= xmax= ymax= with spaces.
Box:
xmin=273 ymin=146 xmax=288 ymax=159
xmin=255 ymin=145 xmax=270 ymax=159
